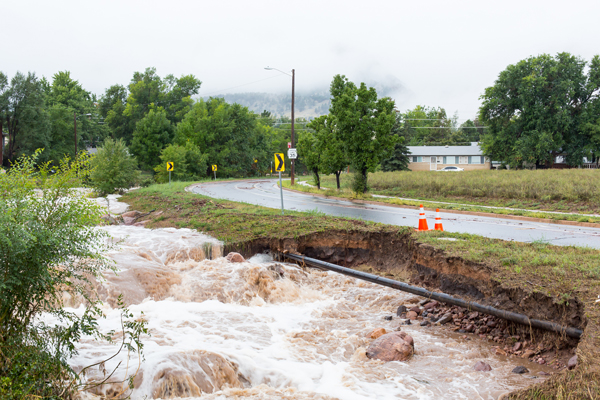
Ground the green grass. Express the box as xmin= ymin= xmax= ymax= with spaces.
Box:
xmin=122 ymin=182 xmax=396 ymax=245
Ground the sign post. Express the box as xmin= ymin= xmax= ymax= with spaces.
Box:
xmin=166 ymin=162 xmax=174 ymax=184
xmin=212 ymin=164 xmax=217 ymax=180
xmin=274 ymin=153 xmax=285 ymax=215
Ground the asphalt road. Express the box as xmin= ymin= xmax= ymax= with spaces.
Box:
xmin=189 ymin=179 xmax=600 ymax=249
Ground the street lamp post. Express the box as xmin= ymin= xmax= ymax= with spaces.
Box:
xmin=265 ymin=67 xmax=295 ymax=185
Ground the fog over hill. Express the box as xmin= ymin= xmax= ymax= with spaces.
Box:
xmin=203 ymin=76 xmax=412 ymax=119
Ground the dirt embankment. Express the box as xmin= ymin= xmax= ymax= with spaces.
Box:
xmin=229 ymin=230 xmax=585 ymax=342
xmin=227 ymin=230 xmax=585 ymax=370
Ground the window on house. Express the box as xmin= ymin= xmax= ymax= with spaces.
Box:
xmin=459 ymin=156 xmax=468 ymax=164
xmin=446 ymin=156 xmax=456 ymax=164
xmin=412 ymin=156 xmax=418 ymax=162
xmin=423 ymin=156 xmax=430 ymax=163
xmin=471 ymin=156 xmax=481 ymax=164
xmin=436 ymin=156 xmax=443 ymax=163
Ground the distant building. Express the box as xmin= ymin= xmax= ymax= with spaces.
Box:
xmin=407 ymin=142 xmax=491 ymax=171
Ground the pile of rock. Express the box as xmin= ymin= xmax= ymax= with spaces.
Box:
xmin=393 ymin=300 xmax=572 ymax=368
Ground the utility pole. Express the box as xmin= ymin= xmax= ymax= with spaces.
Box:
xmin=291 ymin=69 xmax=295 ymax=186
xmin=74 ymin=111 xmax=78 ymax=156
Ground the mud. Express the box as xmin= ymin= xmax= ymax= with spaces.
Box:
xmin=228 ymin=229 xmax=586 ymax=354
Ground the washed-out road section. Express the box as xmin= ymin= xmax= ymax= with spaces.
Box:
xmin=189 ymin=179 xmax=600 ymax=249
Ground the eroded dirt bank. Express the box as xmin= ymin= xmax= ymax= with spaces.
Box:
xmin=227 ymin=230 xmax=585 ymax=369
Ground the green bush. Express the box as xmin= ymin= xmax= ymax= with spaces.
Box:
xmin=0 ymin=151 xmax=147 ymax=398
xmin=153 ymin=142 xmax=208 ymax=183
xmin=89 ymin=137 xmax=140 ymax=196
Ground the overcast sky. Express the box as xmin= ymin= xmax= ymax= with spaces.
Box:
xmin=3 ymin=0 xmax=600 ymax=120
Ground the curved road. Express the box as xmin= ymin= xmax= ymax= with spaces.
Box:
xmin=190 ymin=179 xmax=600 ymax=249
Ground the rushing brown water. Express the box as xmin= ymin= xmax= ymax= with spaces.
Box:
xmin=57 ymin=226 xmax=552 ymax=399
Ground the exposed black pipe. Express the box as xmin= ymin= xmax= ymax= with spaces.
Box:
xmin=283 ymin=253 xmax=583 ymax=339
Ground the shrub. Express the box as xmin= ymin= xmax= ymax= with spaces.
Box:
xmin=153 ymin=142 xmax=208 ymax=183
xmin=0 ymin=151 xmax=147 ymax=398
xmin=89 ymin=138 xmax=140 ymax=196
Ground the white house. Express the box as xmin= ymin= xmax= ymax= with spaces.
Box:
xmin=407 ymin=142 xmax=490 ymax=171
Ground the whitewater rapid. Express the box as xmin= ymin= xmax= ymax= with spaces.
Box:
xmin=56 ymin=225 xmax=551 ymax=399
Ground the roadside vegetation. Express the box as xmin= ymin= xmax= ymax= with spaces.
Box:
xmin=122 ymin=182 xmax=600 ymax=399
xmin=0 ymin=152 xmax=147 ymax=399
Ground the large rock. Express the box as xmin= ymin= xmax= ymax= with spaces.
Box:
xmin=568 ymin=355 xmax=578 ymax=370
xmin=473 ymin=361 xmax=492 ymax=371
xmin=366 ymin=331 xmax=414 ymax=362
xmin=121 ymin=210 xmax=143 ymax=218
xmin=225 ymin=252 xmax=246 ymax=263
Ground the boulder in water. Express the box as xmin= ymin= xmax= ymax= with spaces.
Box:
xmin=226 ymin=252 xmax=246 ymax=263
xmin=366 ymin=331 xmax=414 ymax=362
xmin=473 ymin=361 xmax=492 ymax=371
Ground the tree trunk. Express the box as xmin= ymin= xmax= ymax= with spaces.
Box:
xmin=313 ymin=169 xmax=320 ymax=189
xmin=335 ymin=171 xmax=341 ymax=190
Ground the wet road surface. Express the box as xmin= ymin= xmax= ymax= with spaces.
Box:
xmin=189 ymin=179 xmax=600 ymax=249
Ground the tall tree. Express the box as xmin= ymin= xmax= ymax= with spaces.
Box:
xmin=329 ymin=75 xmax=396 ymax=193
xmin=307 ymin=114 xmax=348 ymax=189
xmin=100 ymin=84 xmax=130 ymax=141
xmin=381 ymin=113 xmax=411 ymax=172
xmin=100 ymin=68 xmax=201 ymax=144
xmin=44 ymin=71 xmax=107 ymax=162
xmin=175 ymin=98 xmax=266 ymax=177
xmin=1 ymin=72 xmax=50 ymax=163
xmin=479 ymin=53 xmax=600 ymax=168
xmin=130 ymin=108 xmax=173 ymax=170
xmin=297 ymin=130 xmax=322 ymax=188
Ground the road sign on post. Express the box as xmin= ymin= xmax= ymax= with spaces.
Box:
xmin=274 ymin=153 xmax=285 ymax=215
xmin=274 ymin=153 xmax=285 ymax=172
xmin=287 ymin=148 xmax=297 ymax=159
xmin=212 ymin=164 xmax=217 ymax=180
xmin=166 ymin=162 xmax=174 ymax=184
xmin=287 ymin=142 xmax=291 ymax=149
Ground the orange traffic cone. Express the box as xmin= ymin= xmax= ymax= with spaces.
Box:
xmin=434 ymin=208 xmax=444 ymax=231
xmin=417 ymin=204 xmax=429 ymax=231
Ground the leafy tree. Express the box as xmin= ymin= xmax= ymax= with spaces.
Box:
xmin=175 ymin=98 xmax=268 ymax=177
xmin=130 ymin=108 xmax=173 ymax=170
xmin=153 ymin=141 xmax=208 ymax=183
xmin=479 ymin=53 xmax=600 ymax=168
xmin=89 ymin=138 xmax=140 ymax=196
xmin=297 ymin=130 xmax=322 ymax=188
xmin=43 ymin=71 xmax=108 ymax=163
xmin=381 ymin=114 xmax=411 ymax=171
xmin=0 ymin=72 xmax=50 ymax=163
xmin=329 ymin=75 xmax=396 ymax=193
xmin=305 ymin=114 xmax=348 ymax=189
xmin=100 ymin=84 xmax=130 ymax=141
xmin=0 ymin=151 xmax=146 ymax=398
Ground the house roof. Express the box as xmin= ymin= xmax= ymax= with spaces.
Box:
xmin=408 ymin=143 xmax=483 ymax=156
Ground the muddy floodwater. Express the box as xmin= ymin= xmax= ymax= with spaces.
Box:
xmin=57 ymin=226 xmax=553 ymax=399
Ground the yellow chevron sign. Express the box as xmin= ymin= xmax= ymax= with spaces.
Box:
xmin=166 ymin=162 xmax=174 ymax=171
xmin=274 ymin=153 xmax=285 ymax=172
xmin=212 ymin=164 xmax=217 ymax=172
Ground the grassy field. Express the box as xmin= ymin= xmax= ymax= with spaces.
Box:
xmin=287 ymin=169 xmax=600 ymax=223
xmin=121 ymin=182 xmax=600 ymax=399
